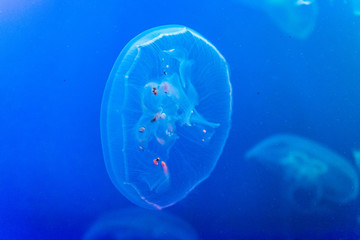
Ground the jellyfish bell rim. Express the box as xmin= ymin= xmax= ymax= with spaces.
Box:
xmin=100 ymin=25 xmax=232 ymax=210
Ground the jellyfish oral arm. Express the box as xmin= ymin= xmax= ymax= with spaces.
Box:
xmin=161 ymin=161 xmax=169 ymax=178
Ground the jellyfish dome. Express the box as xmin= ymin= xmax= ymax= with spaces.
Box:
xmin=83 ymin=208 xmax=198 ymax=240
xmin=236 ymin=0 xmax=318 ymax=39
xmin=246 ymin=134 xmax=359 ymax=212
xmin=100 ymin=25 xmax=232 ymax=209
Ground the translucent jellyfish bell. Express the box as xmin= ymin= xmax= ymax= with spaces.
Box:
xmin=236 ymin=0 xmax=318 ymax=39
xmin=267 ymin=0 xmax=318 ymax=39
xmin=246 ymin=134 xmax=359 ymax=212
xmin=83 ymin=208 xmax=198 ymax=240
xmin=101 ymin=25 xmax=232 ymax=209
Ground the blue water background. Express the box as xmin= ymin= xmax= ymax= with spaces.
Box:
xmin=1 ymin=0 xmax=360 ymax=239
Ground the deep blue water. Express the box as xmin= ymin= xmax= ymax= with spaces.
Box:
xmin=1 ymin=0 xmax=360 ymax=239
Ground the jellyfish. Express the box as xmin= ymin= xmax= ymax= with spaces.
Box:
xmin=100 ymin=25 xmax=232 ymax=210
xmin=235 ymin=0 xmax=318 ymax=39
xmin=83 ymin=208 xmax=198 ymax=240
xmin=245 ymin=134 xmax=359 ymax=213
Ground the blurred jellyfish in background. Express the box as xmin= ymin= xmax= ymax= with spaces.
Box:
xmin=83 ymin=208 xmax=198 ymax=240
xmin=234 ymin=0 xmax=319 ymax=39
xmin=246 ymin=134 xmax=359 ymax=214
xmin=245 ymin=134 xmax=360 ymax=237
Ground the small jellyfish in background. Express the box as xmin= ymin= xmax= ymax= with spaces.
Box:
xmin=101 ymin=25 xmax=232 ymax=210
xmin=245 ymin=134 xmax=359 ymax=214
xmin=83 ymin=208 xmax=198 ymax=240
xmin=235 ymin=0 xmax=318 ymax=39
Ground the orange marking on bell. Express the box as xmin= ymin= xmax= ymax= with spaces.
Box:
xmin=151 ymin=112 xmax=166 ymax=123
xmin=152 ymin=87 xmax=158 ymax=95
xmin=202 ymin=129 xmax=206 ymax=133
xmin=153 ymin=157 xmax=160 ymax=165
xmin=161 ymin=161 xmax=169 ymax=177
xmin=157 ymin=137 xmax=165 ymax=145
